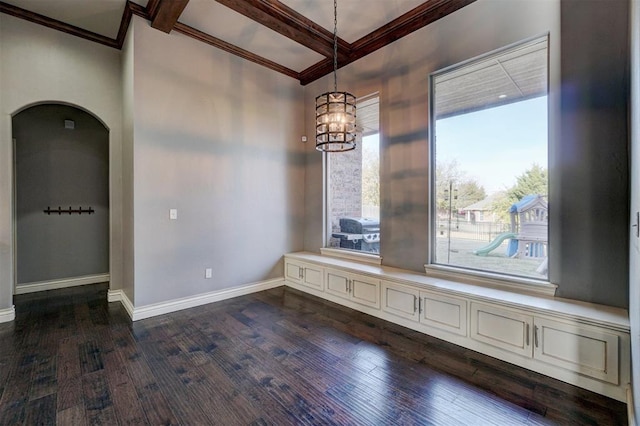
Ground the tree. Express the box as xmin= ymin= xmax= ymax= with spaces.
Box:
xmin=491 ymin=163 xmax=548 ymax=222
xmin=436 ymin=160 xmax=486 ymax=216
xmin=509 ymin=163 xmax=548 ymax=200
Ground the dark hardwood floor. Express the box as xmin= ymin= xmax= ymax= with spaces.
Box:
xmin=0 ymin=283 xmax=628 ymax=425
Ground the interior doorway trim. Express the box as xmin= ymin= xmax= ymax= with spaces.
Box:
xmin=11 ymin=101 xmax=111 ymax=297
xmin=0 ymin=307 xmax=16 ymax=323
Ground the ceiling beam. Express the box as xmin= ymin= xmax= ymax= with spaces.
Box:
xmin=151 ymin=0 xmax=190 ymax=34
xmin=0 ymin=1 xmax=118 ymax=49
xmin=146 ymin=0 xmax=161 ymax=20
xmin=115 ymin=1 xmax=134 ymax=49
xmin=174 ymin=22 xmax=300 ymax=80
xmin=299 ymin=0 xmax=476 ymax=85
xmin=214 ymin=0 xmax=350 ymax=61
xmin=129 ymin=1 xmax=150 ymax=20
xmin=351 ymin=0 xmax=476 ymax=55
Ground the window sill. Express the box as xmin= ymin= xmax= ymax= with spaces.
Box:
xmin=424 ymin=263 xmax=557 ymax=297
xmin=320 ymin=248 xmax=382 ymax=265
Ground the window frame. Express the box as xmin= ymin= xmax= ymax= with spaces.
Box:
xmin=322 ymin=92 xmax=382 ymax=264
xmin=426 ymin=34 xmax=555 ymax=294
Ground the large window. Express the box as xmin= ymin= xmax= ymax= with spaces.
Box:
xmin=430 ymin=37 xmax=549 ymax=280
xmin=326 ymin=94 xmax=380 ymax=254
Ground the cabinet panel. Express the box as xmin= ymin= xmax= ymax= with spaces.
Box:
xmin=471 ymin=303 xmax=532 ymax=357
xmin=534 ymin=318 xmax=619 ymax=384
xmin=382 ymin=282 xmax=419 ymax=321
xmin=285 ymin=262 xmax=302 ymax=284
xmin=351 ymin=276 xmax=380 ymax=309
xmin=302 ymin=266 xmax=323 ymax=290
xmin=421 ymin=292 xmax=467 ymax=336
xmin=285 ymin=260 xmax=323 ymax=291
xmin=325 ymin=270 xmax=350 ymax=298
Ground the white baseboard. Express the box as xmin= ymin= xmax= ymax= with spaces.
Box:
xmin=0 ymin=306 xmax=15 ymax=323
xmin=628 ymin=386 xmax=637 ymax=426
xmin=114 ymin=278 xmax=284 ymax=321
xmin=15 ymin=274 xmax=110 ymax=295
xmin=107 ymin=289 xmax=135 ymax=319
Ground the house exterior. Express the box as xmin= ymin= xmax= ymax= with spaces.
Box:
xmin=0 ymin=0 xmax=638 ymax=419
xmin=460 ymin=192 xmax=504 ymax=223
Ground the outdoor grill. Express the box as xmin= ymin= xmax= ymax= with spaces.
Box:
xmin=333 ymin=217 xmax=380 ymax=253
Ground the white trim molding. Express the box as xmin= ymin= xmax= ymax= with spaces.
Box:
xmin=111 ymin=278 xmax=285 ymax=322
xmin=107 ymin=289 xmax=134 ymax=319
xmin=15 ymin=273 xmax=110 ymax=295
xmin=0 ymin=306 xmax=16 ymax=323
xmin=320 ymin=248 xmax=382 ymax=265
xmin=628 ymin=386 xmax=637 ymax=426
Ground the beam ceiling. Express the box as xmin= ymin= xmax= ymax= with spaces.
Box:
xmin=0 ymin=0 xmax=477 ymax=85
xmin=214 ymin=0 xmax=350 ymax=62
xmin=150 ymin=0 xmax=190 ymax=34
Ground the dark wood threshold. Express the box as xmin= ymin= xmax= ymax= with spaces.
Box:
xmin=0 ymin=283 xmax=627 ymax=425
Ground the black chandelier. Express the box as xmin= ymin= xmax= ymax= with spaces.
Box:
xmin=315 ymin=0 xmax=357 ymax=152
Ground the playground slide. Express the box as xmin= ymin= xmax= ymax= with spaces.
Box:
xmin=473 ymin=232 xmax=517 ymax=256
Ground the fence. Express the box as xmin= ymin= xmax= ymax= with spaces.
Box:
xmin=437 ymin=220 xmax=510 ymax=242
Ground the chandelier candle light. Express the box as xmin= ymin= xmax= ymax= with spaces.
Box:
xmin=315 ymin=0 xmax=357 ymax=152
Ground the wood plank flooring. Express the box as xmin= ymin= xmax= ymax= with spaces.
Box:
xmin=0 ymin=283 xmax=628 ymax=425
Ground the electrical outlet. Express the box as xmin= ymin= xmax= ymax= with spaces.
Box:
xmin=205 ymin=268 xmax=212 ymax=279
xmin=169 ymin=209 xmax=178 ymax=220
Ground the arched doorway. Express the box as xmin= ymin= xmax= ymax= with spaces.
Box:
xmin=13 ymin=104 xmax=109 ymax=294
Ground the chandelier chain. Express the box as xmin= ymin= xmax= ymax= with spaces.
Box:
xmin=333 ymin=0 xmax=338 ymax=92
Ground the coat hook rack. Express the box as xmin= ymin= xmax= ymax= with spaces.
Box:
xmin=43 ymin=206 xmax=95 ymax=215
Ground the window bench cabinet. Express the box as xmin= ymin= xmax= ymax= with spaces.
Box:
xmin=284 ymin=260 xmax=324 ymax=295
xmin=283 ymin=252 xmax=631 ymax=402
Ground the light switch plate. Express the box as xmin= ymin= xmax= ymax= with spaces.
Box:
xmin=205 ymin=268 xmax=212 ymax=279
xmin=169 ymin=209 xmax=178 ymax=220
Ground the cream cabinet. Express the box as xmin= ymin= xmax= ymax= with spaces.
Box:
xmin=325 ymin=268 xmax=380 ymax=309
xmin=470 ymin=302 xmax=620 ymax=385
xmin=284 ymin=260 xmax=324 ymax=292
xmin=283 ymin=253 xmax=630 ymax=402
xmin=382 ymin=281 xmax=467 ymax=336
xmin=420 ymin=290 xmax=467 ymax=336
xmin=533 ymin=317 xmax=619 ymax=384
xmin=470 ymin=302 xmax=533 ymax=357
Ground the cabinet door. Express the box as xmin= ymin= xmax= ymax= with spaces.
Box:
xmin=285 ymin=260 xmax=323 ymax=291
xmin=420 ymin=291 xmax=467 ymax=336
xmin=325 ymin=269 xmax=350 ymax=299
xmin=284 ymin=261 xmax=303 ymax=284
xmin=350 ymin=275 xmax=380 ymax=309
xmin=301 ymin=264 xmax=324 ymax=291
xmin=533 ymin=318 xmax=619 ymax=384
xmin=470 ymin=303 xmax=533 ymax=357
xmin=382 ymin=281 xmax=420 ymax=321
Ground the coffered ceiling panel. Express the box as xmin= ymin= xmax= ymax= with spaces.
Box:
xmin=1 ymin=0 xmax=146 ymax=39
xmin=180 ymin=0 xmax=325 ymax=71
xmin=279 ymin=0 xmax=427 ymax=42
xmin=0 ymin=0 xmax=476 ymax=83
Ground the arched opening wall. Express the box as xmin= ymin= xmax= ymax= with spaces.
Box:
xmin=0 ymin=14 xmax=125 ymax=320
xmin=13 ymin=104 xmax=110 ymax=292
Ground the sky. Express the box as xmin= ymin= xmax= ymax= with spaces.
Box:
xmin=435 ymin=96 xmax=548 ymax=194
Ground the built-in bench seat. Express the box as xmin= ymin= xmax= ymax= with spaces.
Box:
xmin=284 ymin=252 xmax=631 ymax=402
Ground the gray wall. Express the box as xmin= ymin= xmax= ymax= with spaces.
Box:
xmin=556 ymin=0 xmax=629 ymax=307
xmin=14 ymin=104 xmax=109 ymax=284
xmin=130 ymin=18 xmax=305 ymax=307
xmin=0 ymin=14 xmax=123 ymax=312
xmin=629 ymin=0 xmax=640 ymax=418
xmin=0 ymin=14 xmax=8 ymax=310
xmin=304 ymin=0 xmax=629 ymax=308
